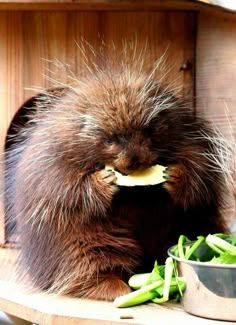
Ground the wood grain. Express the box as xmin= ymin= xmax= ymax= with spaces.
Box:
xmin=196 ymin=12 xmax=236 ymax=225
xmin=196 ymin=13 xmax=236 ymax=151
xmin=0 ymin=0 xmax=234 ymax=16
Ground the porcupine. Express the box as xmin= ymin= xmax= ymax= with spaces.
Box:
xmin=4 ymin=58 xmax=231 ymax=301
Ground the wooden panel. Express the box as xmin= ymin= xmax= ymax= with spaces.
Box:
xmin=0 ymin=0 xmax=234 ymax=15
xmin=196 ymin=14 xmax=236 ymax=137
xmin=0 ymin=0 xmax=218 ymax=11
xmin=196 ymin=12 xmax=236 ymax=228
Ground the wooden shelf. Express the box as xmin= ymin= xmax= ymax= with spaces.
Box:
xmin=0 ymin=248 xmax=235 ymax=324
xmin=0 ymin=280 xmax=235 ymax=325
xmin=0 ymin=0 xmax=233 ymax=14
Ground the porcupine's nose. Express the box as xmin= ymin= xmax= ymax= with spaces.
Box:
xmin=125 ymin=149 xmax=148 ymax=172
xmin=115 ymin=145 xmax=153 ymax=175
xmin=128 ymin=153 xmax=141 ymax=169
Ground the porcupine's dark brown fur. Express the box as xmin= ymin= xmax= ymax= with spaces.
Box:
xmin=4 ymin=58 xmax=230 ymax=301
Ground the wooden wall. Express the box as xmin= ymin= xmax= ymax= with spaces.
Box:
xmin=196 ymin=13 xmax=236 ymax=141
xmin=0 ymin=10 xmax=196 ymax=243
xmin=196 ymin=12 xmax=236 ymax=229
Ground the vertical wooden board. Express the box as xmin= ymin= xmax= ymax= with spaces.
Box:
xmin=196 ymin=13 xmax=236 ymax=139
xmin=0 ymin=12 xmax=24 ymax=243
xmin=18 ymin=11 xmax=196 ymax=101
xmin=196 ymin=13 xmax=236 ymax=227
xmin=6 ymin=10 xmax=196 ymax=114
xmin=6 ymin=12 xmax=24 ymax=125
xmin=0 ymin=12 xmax=8 ymax=243
xmin=102 ymin=11 xmax=196 ymax=100
xmin=20 ymin=11 xmax=108 ymax=99
xmin=21 ymin=11 xmax=115 ymax=100
xmin=21 ymin=11 xmax=77 ymax=97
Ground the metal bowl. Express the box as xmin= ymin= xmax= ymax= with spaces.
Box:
xmin=168 ymin=244 xmax=236 ymax=321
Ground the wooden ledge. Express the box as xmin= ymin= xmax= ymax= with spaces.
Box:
xmin=0 ymin=280 xmax=235 ymax=325
xmin=0 ymin=0 xmax=234 ymax=14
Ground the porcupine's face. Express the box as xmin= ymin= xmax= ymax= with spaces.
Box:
xmin=99 ymin=128 xmax=157 ymax=176
xmin=73 ymin=71 xmax=177 ymax=175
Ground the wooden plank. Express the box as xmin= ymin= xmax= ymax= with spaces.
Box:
xmin=0 ymin=247 xmax=234 ymax=325
xmin=0 ymin=12 xmax=9 ymax=243
xmin=0 ymin=0 xmax=234 ymax=15
xmin=0 ymin=12 xmax=24 ymax=243
xmin=196 ymin=12 xmax=236 ymax=228
xmin=0 ymin=0 xmax=200 ymax=11
xmin=0 ymin=279 xmax=234 ymax=325
xmin=196 ymin=14 xmax=236 ymax=154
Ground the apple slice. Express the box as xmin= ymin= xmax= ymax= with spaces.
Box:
xmin=105 ymin=164 xmax=166 ymax=186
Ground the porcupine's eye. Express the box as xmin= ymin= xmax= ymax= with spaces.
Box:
xmin=104 ymin=138 xmax=114 ymax=145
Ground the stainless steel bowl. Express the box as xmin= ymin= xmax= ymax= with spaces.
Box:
xmin=168 ymin=246 xmax=236 ymax=321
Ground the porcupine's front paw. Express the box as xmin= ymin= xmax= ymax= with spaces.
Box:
xmin=99 ymin=168 xmax=119 ymax=195
xmin=80 ymin=168 xmax=119 ymax=220
xmin=91 ymin=168 xmax=119 ymax=209
xmin=163 ymin=164 xmax=187 ymax=202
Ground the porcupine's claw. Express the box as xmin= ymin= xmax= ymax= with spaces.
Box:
xmin=163 ymin=167 xmax=174 ymax=181
xmin=100 ymin=168 xmax=118 ymax=185
xmin=162 ymin=164 xmax=185 ymax=196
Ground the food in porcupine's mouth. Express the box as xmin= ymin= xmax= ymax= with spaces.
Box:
xmin=105 ymin=164 xmax=166 ymax=186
